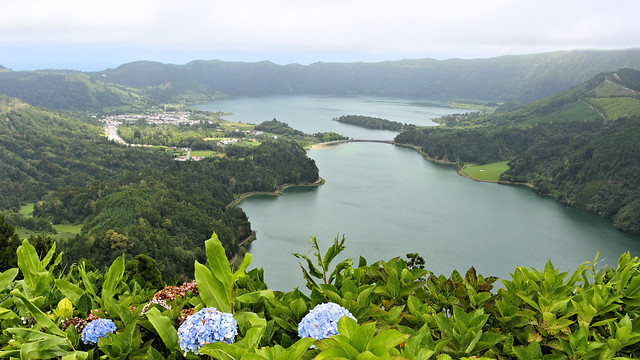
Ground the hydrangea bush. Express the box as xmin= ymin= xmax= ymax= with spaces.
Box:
xmin=81 ymin=318 xmax=117 ymax=345
xmin=177 ymin=307 xmax=238 ymax=355
xmin=298 ymin=302 xmax=356 ymax=340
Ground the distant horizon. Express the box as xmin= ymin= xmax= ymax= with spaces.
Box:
xmin=3 ymin=46 xmax=639 ymax=72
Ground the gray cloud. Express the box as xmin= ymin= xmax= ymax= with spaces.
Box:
xmin=2 ymin=0 xmax=639 ymax=69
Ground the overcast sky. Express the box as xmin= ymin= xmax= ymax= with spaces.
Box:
xmin=2 ymin=0 xmax=639 ymax=71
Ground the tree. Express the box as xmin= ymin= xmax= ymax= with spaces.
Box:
xmin=0 ymin=215 xmax=21 ymax=271
xmin=125 ymin=254 xmax=164 ymax=288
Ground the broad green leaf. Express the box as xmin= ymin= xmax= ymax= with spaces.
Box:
xmin=102 ymin=255 xmax=125 ymax=302
xmin=194 ymin=261 xmax=231 ymax=312
xmin=11 ymin=289 xmax=64 ymax=336
xmin=386 ymin=269 xmax=400 ymax=299
xmin=337 ymin=316 xmax=359 ymax=339
xmin=62 ymin=351 xmax=89 ymax=360
xmin=145 ymin=307 xmax=179 ymax=352
xmin=0 ymin=268 xmax=18 ymax=291
xmin=0 ymin=307 xmax=20 ymax=322
xmin=61 ymin=351 xmax=89 ymax=360
xmin=204 ymin=233 xmax=232 ymax=295
xmin=242 ymin=326 xmax=265 ymax=349
xmin=53 ymin=297 xmax=74 ymax=319
xmin=144 ymin=347 xmax=165 ymax=360
xmin=231 ymin=252 xmax=252 ymax=283
xmin=7 ymin=328 xmax=66 ymax=342
xmin=234 ymin=290 xmax=275 ymax=304
xmin=283 ymin=338 xmax=316 ymax=360
xmin=77 ymin=262 xmax=98 ymax=298
xmin=40 ymin=242 xmax=57 ymax=269
xmin=234 ymin=311 xmax=267 ymax=331
xmin=20 ymin=337 xmax=69 ymax=360
xmin=55 ymin=279 xmax=85 ymax=305
xmin=369 ymin=329 xmax=409 ymax=352
xmin=351 ymin=322 xmax=376 ymax=352
xmin=16 ymin=239 xmax=40 ymax=279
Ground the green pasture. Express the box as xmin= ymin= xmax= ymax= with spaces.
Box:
xmin=588 ymin=97 xmax=640 ymax=120
xmin=190 ymin=150 xmax=216 ymax=157
xmin=461 ymin=161 xmax=509 ymax=182
xmin=18 ymin=203 xmax=35 ymax=217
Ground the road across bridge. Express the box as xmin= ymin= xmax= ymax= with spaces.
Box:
xmin=320 ymin=139 xmax=393 ymax=145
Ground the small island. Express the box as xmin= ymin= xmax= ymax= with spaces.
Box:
xmin=333 ymin=115 xmax=416 ymax=131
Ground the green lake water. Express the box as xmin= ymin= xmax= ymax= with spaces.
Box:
xmin=196 ymin=96 xmax=640 ymax=290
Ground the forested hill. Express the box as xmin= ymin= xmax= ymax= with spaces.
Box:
xmin=395 ymin=69 xmax=640 ymax=235
xmin=0 ymin=70 xmax=150 ymax=112
xmin=2 ymin=49 xmax=640 ymax=112
xmin=0 ymin=96 xmax=319 ymax=278
xmin=93 ymin=49 xmax=640 ymax=103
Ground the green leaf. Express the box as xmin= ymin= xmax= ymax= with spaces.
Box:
xmin=231 ymin=252 xmax=252 ymax=284
xmin=351 ymin=322 xmax=376 ymax=352
xmin=55 ymin=279 xmax=85 ymax=305
xmin=234 ymin=311 xmax=268 ymax=333
xmin=39 ymin=242 xmax=57 ymax=269
xmin=0 ymin=268 xmax=18 ymax=291
xmin=337 ymin=316 xmax=359 ymax=339
xmin=77 ymin=262 xmax=98 ymax=299
xmin=20 ymin=337 xmax=69 ymax=360
xmin=234 ymin=290 xmax=275 ymax=304
xmin=0 ymin=307 xmax=20 ymax=322
xmin=322 ymin=235 xmax=346 ymax=272
xmin=145 ymin=307 xmax=179 ymax=352
xmin=61 ymin=351 xmax=90 ymax=360
xmin=194 ymin=261 xmax=231 ymax=312
xmin=242 ymin=326 xmax=265 ymax=349
xmin=369 ymin=329 xmax=409 ymax=352
xmin=204 ymin=232 xmax=232 ymax=295
xmin=386 ymin=269 xmax=400 ymax=299
xmin=11 ymin=289 xmax=64 ymax=336
xmin=102 ymin=255 xmax=125 ymax=302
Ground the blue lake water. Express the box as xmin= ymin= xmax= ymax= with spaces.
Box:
xmin=196 ymin=96 xmax=640 ymax=290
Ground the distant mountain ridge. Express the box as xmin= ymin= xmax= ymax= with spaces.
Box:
xmin=1 ymin=48 xmax=640 ymax=112
xmin=93 ymin=48 xmax=640 ymax=103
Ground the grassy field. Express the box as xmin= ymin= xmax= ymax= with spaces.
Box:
xmin=587 ymin=97 xmax=640 ymax=120
xmin=18 ymin=203 xmax=35 ymax=217
xmin=190 ymin=150 xmax=216 ymax=157
xmin=53 ymin=223 xmax=82 ymax=234
xmin=461 ymin=161 xmax=509 ymax=182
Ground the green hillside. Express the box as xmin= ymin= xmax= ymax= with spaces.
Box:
xmin=3 ymin=49 xmax=640 ymax=113
xmin=437 ymin=69 xmax=640 ymax=127
xmin=0 ymin=70 xmax=149 ymax=112
xmin=0 ymin=96 xmax=319 ymax=278
xmin=395 ymin=69 xmax=640 ymax=235
xmin=92 ymin=49 xmax=640 ymax=104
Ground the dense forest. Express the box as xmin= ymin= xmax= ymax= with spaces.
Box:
xmin=395 ymin=69 xmax=640 ymax=235
xmin=0 ymin=97 xmax=319 ymax=279
xmin=334 ymin=115 xmax=415 ymax=131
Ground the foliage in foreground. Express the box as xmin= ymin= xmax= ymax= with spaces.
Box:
xmin=1 ymin=233 xmax=640 ymax=359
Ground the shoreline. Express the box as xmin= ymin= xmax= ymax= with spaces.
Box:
xmin=394 ymin=142 xmax=536 ymax=188
xmin=227 ymin=177 xmax=326 ymax=207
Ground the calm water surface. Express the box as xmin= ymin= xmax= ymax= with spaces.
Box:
xmin=197 ymin=96 xmax=640 ymax=290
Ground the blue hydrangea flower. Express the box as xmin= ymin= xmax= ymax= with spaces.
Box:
xmin=177 ymin=307 xmax=238 ymax=355
xmin=81 ymin=318 xmax=116 ymax=345
xmin=298 ymin=302 xmax=356 ymax=340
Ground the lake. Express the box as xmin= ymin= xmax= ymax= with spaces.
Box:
xmin=196 ymin=96 xmax=640 ymax=290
